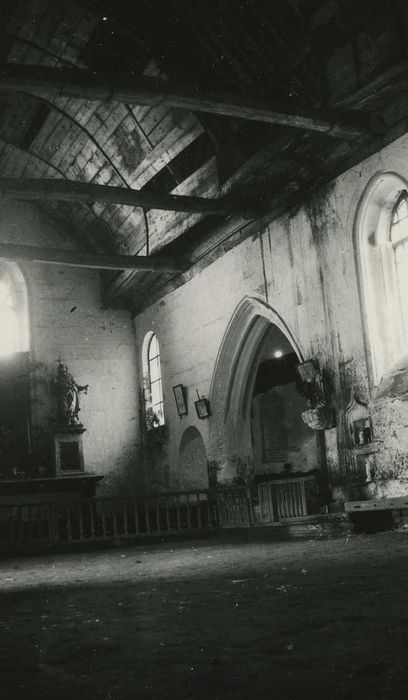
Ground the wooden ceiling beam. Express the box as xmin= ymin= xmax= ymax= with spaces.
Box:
xmin=0 ymin=177 xmax=255 ymax=216
xmin=0 ymin=64 xmax=376 ymax=140
xmin=0 ymin=242 xmax=183 ymax=272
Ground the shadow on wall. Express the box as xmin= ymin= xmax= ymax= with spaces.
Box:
xmin=178 ymin=426 xmax=208 ymax=490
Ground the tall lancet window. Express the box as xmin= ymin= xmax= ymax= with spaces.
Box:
xmin=0 ymin=261 xmax=29 ymax=358
xmin=142 ymin=332 xmax=165 ymax=429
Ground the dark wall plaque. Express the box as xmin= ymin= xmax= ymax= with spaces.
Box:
xmin=59 ymin=441 xmax=81 ymax=471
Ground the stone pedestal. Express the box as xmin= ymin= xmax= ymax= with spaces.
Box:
xmin=53 ymin=426 xmax=85 ymax=475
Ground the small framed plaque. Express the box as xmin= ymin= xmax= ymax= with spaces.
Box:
xmin=173 ymin=384 xmax=187 ymax=416
xmin=195 ymin=398 xmax=210 ymax=419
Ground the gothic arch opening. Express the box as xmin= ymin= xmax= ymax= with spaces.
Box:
xmin=209 ymin=297 xmax=318 ymax=483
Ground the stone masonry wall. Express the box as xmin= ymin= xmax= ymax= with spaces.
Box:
xmin=0 ymin=201 xmax=140 ymax=495
xmin=133 ymin=131 xmax=408 ymax=497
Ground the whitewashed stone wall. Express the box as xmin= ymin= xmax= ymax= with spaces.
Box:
xmin=134 ymin=131 xmax=408 ymax=497
xmin=0 ymin=201 xmax=140 ymax=494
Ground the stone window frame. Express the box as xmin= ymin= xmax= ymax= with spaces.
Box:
xmin=355 ymin=172 xmax=408 ymax=396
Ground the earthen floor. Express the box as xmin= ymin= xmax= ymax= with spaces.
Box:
xmin=1 ymin=530 xmax=408 ymax=699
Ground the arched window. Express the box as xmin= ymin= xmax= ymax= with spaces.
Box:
xmin=142 ymin=332 xmax=165 ymax=428
xmin=356 ymin=173 xmax=408 ymax=394
xmin=0 ymin=261 xmax=29 ymax=358
xmin=390 ymin=193 xmax=408 ymax=336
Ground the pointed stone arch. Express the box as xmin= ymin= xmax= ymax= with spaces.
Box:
xmin=208 ymin=296 xmax=304 ymax=482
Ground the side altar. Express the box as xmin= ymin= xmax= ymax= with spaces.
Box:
xmin=0 ymin=360 xmax=103 ymax=505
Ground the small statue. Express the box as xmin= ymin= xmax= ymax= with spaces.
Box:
xmin=56 ymin=362 xmax=88 ymax=427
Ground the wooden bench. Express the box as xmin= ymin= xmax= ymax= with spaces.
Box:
xmin=345 ymin=496 xmax=408 ymax=512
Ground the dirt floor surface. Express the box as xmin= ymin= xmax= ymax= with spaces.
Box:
xmin=1 ymin=530 xmax=408 ymax=699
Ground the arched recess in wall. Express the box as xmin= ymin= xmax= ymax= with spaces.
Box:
xmin=208 ymin=296 xmax=304 ymax=479
xmin=354 ymin=171 xmax=408 ymax=398
xmin=178 ymin=425 xmax=208 ymax=490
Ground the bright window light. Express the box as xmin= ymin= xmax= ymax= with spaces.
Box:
xmin=274 ymin=350 xmax=283 ymax=358
xmin=0 ymin=273 xmax=17 ymax=357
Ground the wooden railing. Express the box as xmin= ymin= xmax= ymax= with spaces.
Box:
xmin=257 ymin=476 xmax=318 ymax=523
xmin=0 ymin=486 xmax=255 ymax=545
xmin=214 ymin=487 xmax=253 ymax=528
xmin=0 ymin=477 xmax=319 ymax=546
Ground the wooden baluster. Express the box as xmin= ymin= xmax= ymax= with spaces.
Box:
xmin=17 ymin=505 xmax=23 ymax=542
xmin=38 ymin=505 xmax=43 ymax=539
xmin=196 ymin=493 xmax=202 ymax=528
xmin=295 ymin=480 xmax=302 ymax=517
xmin=204 ymin=493 xmax=209 ymax=528
xmin=101 ymin=501 xmax=107 ymax=538
xmin=112 ymin=500 xmax=118 ymax=537
xmin=66 ymin=506 xmax=72 ymax=541
xmin=27 ymin=505 xmax=33 ymax=541
xmin=186 ymin=494 xmax=191 ymax=530
xmin=237 ymin=492 xmax=243 ymax=525
xmin=89 ymin=502 xmax=95 ymax=539
xmin=246 ymin=488 xmax=253 ymax=526
xmin=233 ymin=493 xmax=237 ymax=526
xmin=176 ymin=495 xmax=181 ymax=530
xmin=277 ymin=484 xmax=285 ymax=520
xmin=288 ymin=483 xmax=294 ymax=518
xmin=283 ymin=485 xmax=289 ymax=518
xmin=156 ymin=499 xmax=161 ymax=532
xmin=145 ymin=500 xmax=150 ymax=533
xmin=291 ymin=482 xmax=297 ymax=517
xmin=223 ymin=494 xmax=228 ymax=527
xmin=134 ymin=502 xmax=140 ymax=535
xmin=123 ymin=501 xmax=129 ymax=536
xmin=78 ymin=504 xmax=84 ymax=539
xmin=285 ymin=484 xmax=291 ymax=518
xmin=165 ymin=501 xmax=171 ymax=531
xmin=300 ymin=478 xmax=307 ymax=516
xmin=218 ymin=493 xmax=225 ymax=527
xmin=45 ymin=504 xmax=52 ymax=541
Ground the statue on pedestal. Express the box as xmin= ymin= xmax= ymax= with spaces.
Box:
xmin=56 ymin=362 xmax=88 ymax=427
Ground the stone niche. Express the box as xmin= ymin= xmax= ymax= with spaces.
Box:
xmin=345 ymin=395 xmax=377 ymax=484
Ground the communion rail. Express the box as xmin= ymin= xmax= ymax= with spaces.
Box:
xmin=0 ymin=477 xmax=318 ymax=546
xmin=0 ymin=486 xmax=253 ymax=545
xmin=257 ymin=475 xmax=319 ymax=522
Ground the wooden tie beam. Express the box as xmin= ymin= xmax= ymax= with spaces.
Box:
xmin=0 ymin=242 xmax=183 ymax=271
xmin=0 ymin=64 xmax=376 ymax=140
xmin=0 ymin=177 xmax=255 ymax=216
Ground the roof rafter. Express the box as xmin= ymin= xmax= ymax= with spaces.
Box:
xmin=0 ymin=64 xmax=377 ymax=140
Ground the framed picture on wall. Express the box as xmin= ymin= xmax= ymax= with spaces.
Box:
xmin=195 ymin=398 xmax=210 ymax=419
xmin=173 ymin=384 xmax=187 ymax=416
